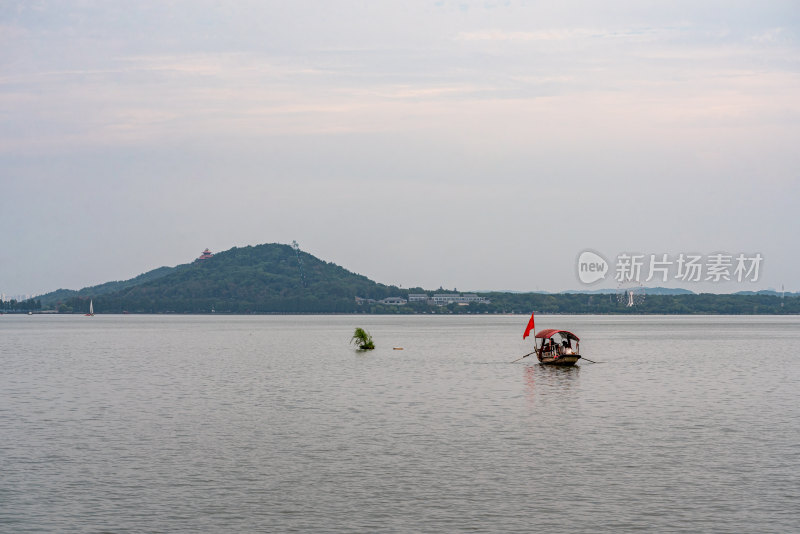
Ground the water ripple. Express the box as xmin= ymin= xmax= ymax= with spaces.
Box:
xmin=1 ymin=314 xmax=799 ymax=532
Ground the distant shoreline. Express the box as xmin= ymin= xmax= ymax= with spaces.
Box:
xmin=7 ymin=310 xmax=799 ymax=317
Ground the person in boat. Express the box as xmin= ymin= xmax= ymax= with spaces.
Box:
xmin=562 ymin=339 xmax=573 ymax=355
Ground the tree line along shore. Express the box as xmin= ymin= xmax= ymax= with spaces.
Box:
xmin=13 ymin=243 xmax=799 ymax=315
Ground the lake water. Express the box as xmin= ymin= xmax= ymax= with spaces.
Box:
xmin=1 ymin=314 xmax=799 ymax=533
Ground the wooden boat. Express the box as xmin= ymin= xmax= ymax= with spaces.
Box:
xmin=534 ymin=329 xmax=581 ymax=366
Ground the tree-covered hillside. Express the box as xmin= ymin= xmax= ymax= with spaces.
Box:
xmin=38 ymin=266 xmax=175 ymax=306
xmin=57 ymin=243 xmax=401 ymax=313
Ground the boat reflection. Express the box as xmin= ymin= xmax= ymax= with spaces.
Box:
xmin=524 ymin=363 xmax=580 ymax=405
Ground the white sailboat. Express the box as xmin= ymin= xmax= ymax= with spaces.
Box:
xmin=85 ymin=300 xmax=94 ymax=316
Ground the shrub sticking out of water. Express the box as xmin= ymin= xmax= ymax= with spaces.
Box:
xmin=351 ymin=327 xmax=375 ymax=350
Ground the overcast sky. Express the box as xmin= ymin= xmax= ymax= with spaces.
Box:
xmin=2 ymin=0 xmax=799 ymax=297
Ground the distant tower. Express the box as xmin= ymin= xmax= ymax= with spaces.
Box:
xmin=617 ymin=283 xmax=645 ymax=307
xmin=292 ymin=241 xmax=307 ymax=287
xmin=199 ymin=248 xmax=214 ymax=260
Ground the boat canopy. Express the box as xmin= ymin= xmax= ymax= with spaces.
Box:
xmin=534 ymin=329 xmax=580 ymax=341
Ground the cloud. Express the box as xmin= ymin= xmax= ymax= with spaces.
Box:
xmin=749 ymin=27 xmax=787 ymax=43
xmin=457 ymin=29 xmax=595 ymax=41
xmin=456 ymin=26 xmax=683 ymax=43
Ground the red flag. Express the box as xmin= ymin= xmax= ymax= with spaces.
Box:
xmin=522 ymin=312 xmax=535 ymax=339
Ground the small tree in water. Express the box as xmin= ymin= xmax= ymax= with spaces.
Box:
xmin=351 ymin=327 xmax=375 ymax=350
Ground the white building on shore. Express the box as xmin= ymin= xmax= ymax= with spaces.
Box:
xmin=355 ymin=296 xmax=408 ymax=306
xmin=430 ymin=293 xmax=489 ymax=306
xmin=357 ymin=293 xmax=489 ymax=307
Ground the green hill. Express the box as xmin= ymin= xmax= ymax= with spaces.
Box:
xmin=38 ymin=266 xmax=176 ymax=306
xmin=42 ymin=242 xmax=799 ymax=315
xmin=56 ymin=243 xmax=402 ymax=313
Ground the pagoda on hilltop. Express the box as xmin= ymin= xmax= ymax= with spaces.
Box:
xmin=198 ymin=248 xmax=214 ymax=260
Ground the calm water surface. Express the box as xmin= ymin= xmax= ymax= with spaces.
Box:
xmin=1 ymin=315 xmax=798 ymax=533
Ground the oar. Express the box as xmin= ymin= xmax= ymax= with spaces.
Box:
xmin=580 ymin=356 xmax=602 ymax=364
xmin=510 ymin=351 xmax=536 ymax=363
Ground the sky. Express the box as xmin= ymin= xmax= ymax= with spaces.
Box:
xmin=1 ymin=0 xmax=799 ymax=297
